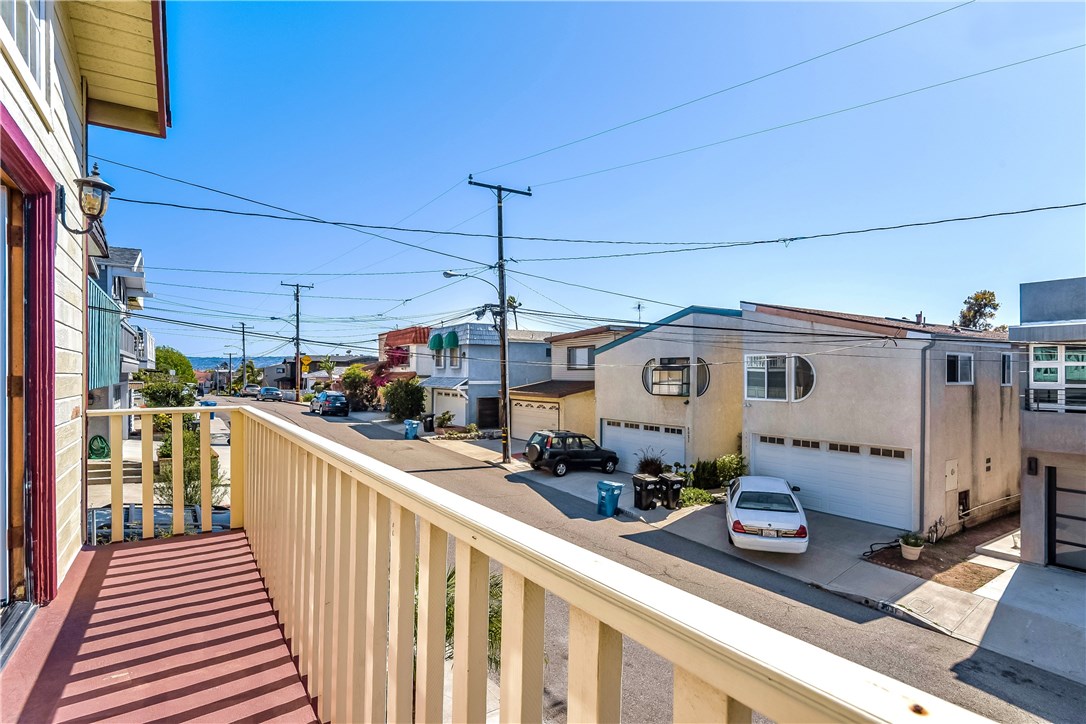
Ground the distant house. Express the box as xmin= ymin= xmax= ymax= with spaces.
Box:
xmin=1009 ymin=277 xmax=1086 ymax=573
xmin=420 ymin=323 xmax=554 ymax=428
xmin=508 ymin=325 xmax=633 ymax=441
xmin=378 ymin=326 xmax=433 ymax=383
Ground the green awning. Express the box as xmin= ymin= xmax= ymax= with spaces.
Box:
xmin=443 ymin=330 xmax=459 ymax=348
xmin=428 ymin=333 xmax=444 ymax=350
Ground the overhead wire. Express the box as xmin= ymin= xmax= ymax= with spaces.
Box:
xmin=473 ymin=0 xmax=976 ymax=175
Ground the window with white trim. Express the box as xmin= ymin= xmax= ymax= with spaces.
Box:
xmin=449 ymin=346 xmax=460 ymax=368
xmin=1001 ymin=353 xmax=1012 ymax=386
xmin=643 ymin=357 xmax=690 ymax=397
xmin=745 ymin=355 xmax=814 ymax=401
xmin=433 ymin=348 xmax=444 ymax=367
xmin=566 ymin=346 xmax=594 ymax=370
xmin=1 ymin=0 xmax=49 ymax=99
xmin=946 ymin=353 xmax=973 ymax=385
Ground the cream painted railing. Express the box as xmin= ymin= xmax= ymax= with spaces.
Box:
xmin=89 ymin=405 xmax=980 ymax=723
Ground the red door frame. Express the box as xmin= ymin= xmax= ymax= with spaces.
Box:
xmin=1 ymin=103 xmax=58 ymax=605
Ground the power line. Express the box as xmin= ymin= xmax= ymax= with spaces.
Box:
xmin=473 ymin=0 xmax=976 ymax=175
xmin=143 ymin=265 xmax=486 ymax=277
xmin=534 ymin=44 xmax=1086 ymax=187
xmin=152 ymin=280 xmax=407 ymax=302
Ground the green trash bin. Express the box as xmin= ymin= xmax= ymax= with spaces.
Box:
xmin=596 ymin=480 xmax=623 ymax=517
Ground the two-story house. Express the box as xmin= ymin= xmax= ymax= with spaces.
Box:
xmin=740 ymin=302 xmax=1020 ymax=533
xmin=2 ymin=0 xmax=171 ymax=615
xmin=87 ymin=246 xmax=155 ymax=442
xmin=508 ymin=325 xmax=632 ymax=442
xmin=1009 ymin=277 xmax=1086 ymax=573
xmin=378 ymin=325 xmax=434 ymax=382
xmin=594 ymin=307 xmax=746 ymax=472
xmin=420 ymin=323 xmax=553 ymax=428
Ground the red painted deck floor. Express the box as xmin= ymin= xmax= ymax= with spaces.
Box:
xmin=1 ymin=532 xmax=316 ymax=723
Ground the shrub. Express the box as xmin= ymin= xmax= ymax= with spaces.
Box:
xmin=384 ymin=378 xmax=425 ymax=421
xmin=142 ymin=380 xmax=196 ymax=432
xmin=301 ymin=392 xmax=315 ymax=402
xmin=691 ymin=459 xmax=719 ymax=489
xmin=436 ymin=410 xmax=455 ymax=428
xmin=465 ymin=423 xmax=479 ymax=436
xmin=154 ymin=429 xmax=228 ymax=506
xmin=635 ymin=447 xmax=665 ymax=476
xmin=716 ymin=453 xmax=748 ymax=483
xmin=680 ymin=487 xmax=714 ymax=507
xmin=900 ymin=531 xmax=925 ymax=547
xmin=312 ymin=382 xmax=324 ymax=393
xmin=342 ymin=364 xmax=378 ymax=411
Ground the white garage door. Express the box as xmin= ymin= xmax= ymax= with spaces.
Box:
xmin=511 ymin=400 xmax=560 ymax=442
xmin=751 ymin=437 xmax=913 ymax=529
xmin=601 ymin=420 xmax=686 ymax=474
xmin=434 ymin=390 xmax=466 ymax=426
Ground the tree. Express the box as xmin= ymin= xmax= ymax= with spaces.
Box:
xmin=507 ymin=295 xmax=523 ymax=330
xmin=383 ymin=377 xmax=425 ymax=421
xmin=136 ymin=345 xmax=196 ymax=384
xmin=319 ymin=355 xmax=336 ymax=389
xmin=956 ymin=290 xmax=1001 ymax=331
xmin=141 ymin=379 xmax=196 ymax=432
xmin=341 ymin=364 xmax=378 ymax=411
xmin=230 ymin=360 xmax=263 ymax=391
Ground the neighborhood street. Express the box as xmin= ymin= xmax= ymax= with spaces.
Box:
xmin=222 ymin=400 xmax=1086 ymax=723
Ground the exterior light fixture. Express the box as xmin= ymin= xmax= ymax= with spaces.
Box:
xmin=56 ymin=163 xmax=115 ymax=234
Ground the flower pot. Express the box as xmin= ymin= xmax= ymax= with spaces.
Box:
xmin=900 ymin=542 xmax=924 ymax=561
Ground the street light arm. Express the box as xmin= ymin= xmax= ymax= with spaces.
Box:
xmin=443 ymin=270 xmax=500 ymax=296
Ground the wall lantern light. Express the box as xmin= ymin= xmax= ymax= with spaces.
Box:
xmin=56 ymin=163 xmax=115 ymax=234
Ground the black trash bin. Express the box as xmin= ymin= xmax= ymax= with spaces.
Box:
xmin=422 ymin=413 xmax=436 ymax=433
xmin=631 ymin=474 xmax=659 ymax=510
xmin=658 ymin=473 xmax=684 ymax=509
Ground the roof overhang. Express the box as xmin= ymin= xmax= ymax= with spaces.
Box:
xmin=70 ymin=0 xmax=172 ymax=138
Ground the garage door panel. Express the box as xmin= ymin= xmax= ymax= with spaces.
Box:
xmin=511 ymin=401 xmax=559 ymax=442
xmin=602 ymin=421 xmax=685 ymax=474
xmin=752 ymin=439 xmax=912 ymax=529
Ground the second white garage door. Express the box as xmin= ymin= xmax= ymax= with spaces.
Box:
xmin=601 ymin=420 xmax=686 ymax=474
xmin=511 ymin=400 xmax=560 ymax=442
xmin=750 ymin=436 xmax=914 ymax=530
xmin=433 ymin=390 xmax=466 ymax=426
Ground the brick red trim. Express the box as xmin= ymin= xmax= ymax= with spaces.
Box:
xmin=2 ymin=103 xmax=58 ymax=605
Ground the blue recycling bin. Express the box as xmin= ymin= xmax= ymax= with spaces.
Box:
xmin=596 ymin=480 xmax=623 ymax=517
xmin=404 ymin=419 xmax=420 ymax=440
xmin=199 ymin=399 xmax=218 ymax=419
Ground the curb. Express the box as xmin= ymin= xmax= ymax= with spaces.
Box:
xmin=821 ymin=586 xmax=950 ymax=636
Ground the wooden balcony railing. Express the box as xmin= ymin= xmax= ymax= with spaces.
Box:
xmin=86 ymin=406 xmax=980 ymax=723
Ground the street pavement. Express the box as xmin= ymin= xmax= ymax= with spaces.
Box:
xmin=224 ymin=400 xmax=1086 ymax=722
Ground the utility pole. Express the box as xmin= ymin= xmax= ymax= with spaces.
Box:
xmin=234 ymin=323 xmax=250 ymax=389
xmin=281 ymin=282 xmax=314 ymax=401
xmin=468 ymin=174 xmax=531 ymax=465
xmin=226 ymin=352 xmax=233 ymax=393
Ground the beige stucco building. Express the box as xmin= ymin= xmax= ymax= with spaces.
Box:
xmin=741 ymin=303 xmax=1020 ymax=533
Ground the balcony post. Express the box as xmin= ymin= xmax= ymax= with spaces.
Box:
xmin=416 ymin=520 xmax=448 ymax=723
xmin=200 ymin=410 xmax=211 ymax=532
xmin=109 ymin=414 xmax=123 ymax=543
xmin=568 ymin=606 xmax=623 ymax=723
xmin=387 ymin=502 xmax=416 ymax=722
xmin=140 ymin=412 xmax=153 ymax=539
xmin=674 ymin=666 xmax=753 ymax=723
xmin=500 ymin=570 xmax=545 ymax=723
xmin=231 ymin=410 xmax=246 ymax=529
xmin=171 ymin=412 xmax=184 ymax=535
xmin=452 ymin=541 xmax=489 ymax=723
xmin=363 ymin=489 xmax=391 ymax=723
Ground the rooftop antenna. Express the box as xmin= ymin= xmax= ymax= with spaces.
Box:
xmin=633 ymin=302 xmax=646 ymax=324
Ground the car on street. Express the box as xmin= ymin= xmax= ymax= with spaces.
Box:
xmin=240 ymin=383 xmax=262 ymax=398
xmin=310 ymin=391 xmax=349 ymax=416
xmin=257 ymin=386 xmax=283 ymax=401
xmin=524 ymin=430 xmax=619 ymax=477
xmin=725 ymin=476 xmax=808 ymax=554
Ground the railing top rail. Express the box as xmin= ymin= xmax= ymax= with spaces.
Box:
xmin=237 ymin=405 xmax=980 ymax=723
xmin=87 ymin=405 xmax=242 ymax=416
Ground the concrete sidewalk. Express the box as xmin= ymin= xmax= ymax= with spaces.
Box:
xmin=445 ymin=456 xmax=1086 ymax=685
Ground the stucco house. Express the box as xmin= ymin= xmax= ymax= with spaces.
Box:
xmin=2 ymin=0 xmax=171 ymax=615
xmin=740 ymin=302 xmax=1020 ymax=533
xmin=593 ymin=307 xmax=746 ymax=472
xmin=509 ymin=325 xmax=632 ymax=442
xmin=420 ymin=323 xmax=553 ymax=428
xmin=1009 ymin=277 xmax=1086 ymax=573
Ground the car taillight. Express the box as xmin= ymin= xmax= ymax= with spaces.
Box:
xmin=795 ymin=525 xmax=807 ymax=539
xmin=731 ymin=520 xmax=746 ymax=534
xmin=545 ymin=438 xmax=552 ymax=449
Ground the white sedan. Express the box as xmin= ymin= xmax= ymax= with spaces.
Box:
xmin=724 ymin=476 xmax=809 ymax=554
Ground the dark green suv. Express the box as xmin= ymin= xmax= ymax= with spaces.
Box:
xmin=524 ymin=430 xmax=619 ymax=477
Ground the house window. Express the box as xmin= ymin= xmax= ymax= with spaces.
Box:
xmin=793 ymin=356 xmax=815 ymax=400
xmin=758 ymin=435 xmax=785 ymax=445
xmin=1033 ymin=367 xmax=1058 ymax=383
xmin=276 ymin=367 xmax=285 ymax=374
xmin=1 ymin=0 xmax=48 ymax=94
xmin=1000 ymin=353 xmax=1012 ymax=386
xmin=449 ymin=346 xmax=461 ymax=368
xmin=946 ymin=353 xmax=973 ymax=385
xmin=434 ymin=348 xmax=445 ymax=367
xmin=1067 ymin=346 xmax=1086 ymax=363
xmin=644 ymin=357 xmax=690 ymax=397
xmin=1033 ymin=346 xmax=1058 ymax=362
xmin=567 ymin=346 xmax=594 ymax=370
xmin=746 ymin=355 xmax=812 ymax=401
xmin=871 ymin=447 xmax=907 ymax=459
xmin=828 ymin=442 xmax=860 ymax=454
xmin=696 ymin=358 xmax=710 ymax=397
xmin=792 ymin=439 xmax=820 ymax=450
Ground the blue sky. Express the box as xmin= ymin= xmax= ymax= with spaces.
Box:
xmin=90 ymin=1 xmax=1085 ymax=358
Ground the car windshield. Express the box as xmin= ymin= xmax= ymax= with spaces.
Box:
xmin=261 ymin=388 xmax=275 ymax=393
xmin=736 ymin=491 xmax=798 ymax=512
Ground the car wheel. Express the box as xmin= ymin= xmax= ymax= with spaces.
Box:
xmin=530 ymin=463 xmax=540 ymax=470
xmin=553 ymin=460 xmax=568 ymax=477
xmin=601 ymin=459 xmax=617 ymax=474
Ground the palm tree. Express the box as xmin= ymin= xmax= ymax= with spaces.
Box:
xmin=319 ymin=355 xmax=336 ymax=389
xmin=507 ymin=296 xmax=522 ymax=330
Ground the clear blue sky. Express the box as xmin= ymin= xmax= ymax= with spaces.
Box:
xmin=90 ymin=1 xmax=1085 ymax=359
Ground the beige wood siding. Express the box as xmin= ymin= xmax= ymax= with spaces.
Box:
xmin=551 ymin=331 xmax=627 ymax=381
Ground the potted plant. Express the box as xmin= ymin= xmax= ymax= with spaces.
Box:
xmin=899 ymin=531 xmax=925 ymax=560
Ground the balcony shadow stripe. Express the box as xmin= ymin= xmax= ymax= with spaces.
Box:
xmin=96 ymin=559 xmax=257 ymax=590
xmin=75 ymin=610 xmax=274 ymax=661
xmin=99 ymin=552 xmax=255 ymax=580
xmin=81 ymin=598 xmax=268 ymax=643
xmin=90 ymin=571 xmax=262 ymax=606
xmin=88 ymin=578 xmax=263 ymax=617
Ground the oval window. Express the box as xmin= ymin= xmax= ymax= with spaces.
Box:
xmin=794 ymin=356 xmax=815 ymax=401
xmin=642 ymin=359 xmax=655 ymax=394
xmin=697 ymin=358 xmax=710 ymax=396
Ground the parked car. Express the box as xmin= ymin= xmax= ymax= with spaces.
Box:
xmin=257 ymin=386 xmax=283 ymax=401
xmin=87 ymin=503 xmax=231 ymax=543
xmin=724 ymin=476 xmax=808 ymax=554
xmin=524 ymin=430 xmax=619 ymax=477
xmin=310 ymin=391 xmax=349 ymax=416
xmin=240 ymin=384 xmax=262 ymax=398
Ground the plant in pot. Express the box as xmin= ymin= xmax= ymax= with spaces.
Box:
xmin=899 ymin=531 xmax=925 ymax=560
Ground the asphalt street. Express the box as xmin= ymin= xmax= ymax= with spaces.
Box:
xmin=222 ymin=400 xmax=1086 ymax=722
